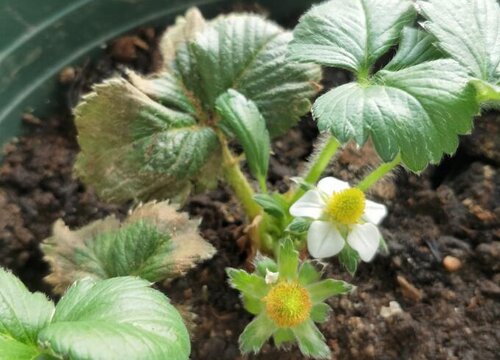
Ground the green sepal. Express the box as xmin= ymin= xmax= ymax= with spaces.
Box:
xmin=226 ymin=268 xmax=269 ymax=300
xmin=273 ymin=328 xmax=295 ymax=348
xmin=239 ymin=313 xmax=277 ymax=355
xmin=254 ymin=256 xmax=278 ymax=277
xmin=286 ymin=217 xmax=312 ymax=235
xmin=298 ymin=261 xmax=321 ymax=285
xmin=278 ymin=239 xmax=299 ymax=281
xmin=254 ymin=193 xmax=287 ymax=219
xmin=242 ymin=294 xmax=263 ymax=315
xmin=291 ymin=319 xmax=330 ymax=359
xmin=339 ymin=245 xmax=359 ymax=275
xmin=307 ymin=279 xmax=354 ymax=304
xmin=310 ymin=303 xmax=332 ymax=323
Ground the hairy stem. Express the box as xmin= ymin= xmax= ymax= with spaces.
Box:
xmin=357 ymin=153 xmax=401 ymax=192
xmin=219 ymin=135 xmax=262 ymax=221
xmin=288 ymin=136 xmax=340 ymax=204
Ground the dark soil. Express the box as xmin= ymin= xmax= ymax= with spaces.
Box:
xmin=1 ymin=10 xmax=499 ymax=360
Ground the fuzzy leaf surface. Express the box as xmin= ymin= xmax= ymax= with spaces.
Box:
xmin=176 ymin=13 xmax=321 ymax=136
xmin=313 ymin=60 xmax=477 ymax=171
xmin=38 ymin=277 xmax=190 ymax=360
xmin=216 ymin=89 xmax=270 ymax=182
xmin=418 ymin=0 xmax=500 ymax=83
xmin=75 ymin=10 xmax=321 ymax=203
xmin=384 ymin=27 xmax=442 ymax=71
xmin=42 ymin=201 xmax=215 ymax=294
xmin=0 ymin=269 xmax=54 ymax=359
xmin=74 ymin=79 xmax=220 ymax=203
xmin=288 ymin=0 xmax=416 ymax=74
xmin=418 ymin=0 xmax=500 ymax=106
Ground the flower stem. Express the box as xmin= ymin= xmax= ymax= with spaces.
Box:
xmin=356 ymin=153 xmax=401 ymax=192
xmin=220 ymin=137 xmax=262 ymax=221
xmin=288 ymin=136 xmax=340 ymax=204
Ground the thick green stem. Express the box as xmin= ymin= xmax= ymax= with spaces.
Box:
xmin=220 ymin=140 xmax=262 ymax=220
xmin=288 ymin=136 xmax=340 ymax=204
xmin=357 ymin=153 xmax=401 ymax=192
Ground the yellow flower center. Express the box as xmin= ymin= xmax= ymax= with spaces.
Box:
xmin=264 ymin=282 xmax=312 ymax=328
xmin=324 ymin=188 xmax=365 ymax=225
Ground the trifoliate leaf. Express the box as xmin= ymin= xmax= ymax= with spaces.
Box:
xmin=417 ymin=0 xmax=500 ymax=106
xmin=313 ymin=60 xmax=478 ymax=171
xmin=216 ymin=89 xmax=270 ymax=183
xmin=0 ymin=269 xmax=54 ymax=359
xmin=74 ymin=78 xmax=220 ymax=203
xmin=38 ymin=277 xmax=190 ymax=360
xmin=42 ymin=201 xmax=215 ymax=294
xmin=176 ymin=13 xmax=322 ymax=136
xmin=289 ymin=0 xmax=416 ymax=76
xmin=289 ymin=0 xmax=480 ymax=171
xmin=384 ymin=27 xmax=443 ymax=71
xmin=75 ymin=9 xmax=321 ymax=204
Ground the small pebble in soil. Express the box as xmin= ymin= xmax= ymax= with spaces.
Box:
xmin=380 ymin=301 xmax=403 ymax=318
xmin=443 ymin=255 xmax=462 ymax=272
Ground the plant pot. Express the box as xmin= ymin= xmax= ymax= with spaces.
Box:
xmin=0 ymin=0 xmax=318 ymax=147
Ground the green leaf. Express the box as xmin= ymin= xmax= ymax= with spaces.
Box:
xmin=273 ymin=328 xmax=295 ymax=348
xmin=307 ymin=279 xmax=354 ymax=304
xmin=42 ymin=201 xmax=215 ymax=294
xmin=384 ymin=27 xmax=443 ymax=71
xmin=177 ymin=13 xmax=321 ymax=136
xmin=75 ymin=9 xmax=320 ymax=204
xmin=298 ymin=261 xmax=321 ymax=285
xmin=254 ymin=193 xmax=287 ymax=218
xmin=216 ymin=89 xmax=270 ymax=183
xmin=278 ymin=239 xmax=299 ymax=281
xmin=38 ymin=277 xmax=190 ymax=360
xmin=286 ymin=217 xmax=312 ymax=235
xmin=417 ymin=0 xmax=500 ymax=85
xmin=289 ymin=0 xmax=415 ymax=75
xmin=255 ymin=256 xmax=278 ymax=277
xmin=314 ymin=60 xmax=478 ymax=171
xmin=74 ymin=78 xmax=221 ymax=203
xmin=239 ymin=313 xmax=276 ymax=355
xmin=226 ymin=268 xmax=269 ymax=300
xmin=292 ymin=319 xmax=330 ymax=359
xmin=310 ymin=303 xmax=332 ymax=323
xmin=0 ymin=336 xmax=43 ymax=360
xmin=339 ymin=245 xmax=359 ymax=275
xmin=0 ymin=269 xmax=54 ymax=347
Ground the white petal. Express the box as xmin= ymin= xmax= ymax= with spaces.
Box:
xmin=317 ymin=177 xmax=350 ymax=196
xmin=347 ymin=223 xmax=381 ymax=262
xmin=307 ymin=221 xmax=345 ymax=258
xmin=363 ymin=200 xmax=388 ymax=225
xmin=290 ymin=190 xmax=325 ymax=219
xmin=265 ymin=269 xmax=279 ymax=284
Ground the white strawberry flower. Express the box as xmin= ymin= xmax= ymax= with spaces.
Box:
xmin=290 ymin=177 xmax=387 ymax=262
